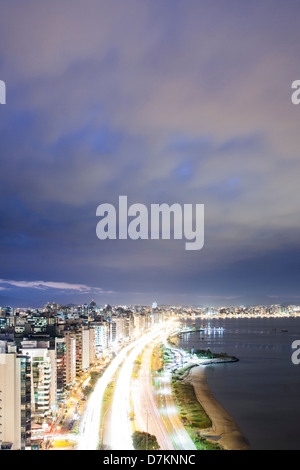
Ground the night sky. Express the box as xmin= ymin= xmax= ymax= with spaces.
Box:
xmin=1 ymin=0 xmax=300 ymax=307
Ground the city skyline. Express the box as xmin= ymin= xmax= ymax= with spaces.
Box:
xmin=0 ymin=302 xmax=298 ymax=450
xmin=1 ymin=1 xmax=300 ymax=307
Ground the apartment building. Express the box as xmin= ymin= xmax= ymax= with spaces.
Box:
xmin=93 ymin=322 xmax=109 ymax=355
xmin=0 ymin=343 xmax=31 ymax=449
xmin=63 ymin=331 xmax=76 ymax=385
xmin=20 ymin=340 xmax=56 ymax=418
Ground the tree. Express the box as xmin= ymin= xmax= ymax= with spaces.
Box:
xmin=132 ymin=431 xmax=160 ymax=450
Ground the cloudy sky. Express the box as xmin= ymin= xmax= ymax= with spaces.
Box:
xmin=1 ymin=0 xmax=300 ymax=307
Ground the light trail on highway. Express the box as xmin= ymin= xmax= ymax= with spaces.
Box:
xmin=77 ymin=341 xmax=131 ymax=449
xmin=158 ymin=371 xmax=196 ymax=450
xmin=132 ymin=341 xmax=175 ymax=450
xmin=104 ymin=323 xmax=167 ymax=450
xmin=78 ymin=320 xmax=195 ymax=451
xmin=78 ymin=323 xmax=169 ymax=450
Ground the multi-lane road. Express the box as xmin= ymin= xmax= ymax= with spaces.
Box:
xmin=78 ymin=321 xmax=196 ymax=450
xmin=131 ymin=338 xmax=175 ymax=450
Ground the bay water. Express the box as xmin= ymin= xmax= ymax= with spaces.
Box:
xmin=178 ymin=316 xmax=300 ymax=450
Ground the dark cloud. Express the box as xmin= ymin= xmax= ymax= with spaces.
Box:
xmin=0 ymin=0 xmax=300 ymax=306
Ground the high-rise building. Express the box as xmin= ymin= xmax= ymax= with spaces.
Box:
xmin=55 ymin=338 xmax=66 ymax=397
xmin=20 ymin=340 xmax=56 ymax=418
xmin=89 ymin=328 xmax=95 ymax=365
xmin=93 ymin=322 xmax=109 ymax=355
xmin=0 ymin=344 xmax=31 ymax=449
xmin=108 ymin=321 xmax=117 ymax=345
xmin=62 ymin=324 xmax=94 ymax=374
xmin=63 ymin=331 xmax=76 ymax=385
xmin=82 ymin=328 xmax=90 ymax=370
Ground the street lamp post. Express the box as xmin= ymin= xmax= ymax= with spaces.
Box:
xmin=145 ymin=410 xmax=151 ymax=450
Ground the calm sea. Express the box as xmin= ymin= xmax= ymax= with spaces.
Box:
xmin=178 ymin=316 xmax=300 ymax=450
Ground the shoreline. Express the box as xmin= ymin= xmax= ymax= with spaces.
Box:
xmin=185 ymin=365 xmax=250 ymax=450
xmin=165 ymin=328 xmax=250 ymax=450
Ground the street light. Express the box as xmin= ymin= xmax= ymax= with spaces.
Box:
xmin=144 ymin=410 xmax=151 ymax=450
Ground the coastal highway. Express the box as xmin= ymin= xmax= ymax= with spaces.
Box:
xmin=102 ymin=323 xmax=171 ymax=450
xmin=77 ymin=327 xmax=164 ymax=449
xmin=132 ymin=340 xmax=175 ymax=450
xmin=79 ymin=320 xmax=195 ymax=451
xmin=157 ymin=370 xmax=196 ymax=450
xmin=104 ymin=337 xmax=147 ymax=450
xmin=77 ymin=342 xmax=131 ymax=450
xmin=132 ymin=329 xmax=196 ymax=450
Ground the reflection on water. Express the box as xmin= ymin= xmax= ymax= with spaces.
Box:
xmin=178 ymin=316 xmax=300 ymax=450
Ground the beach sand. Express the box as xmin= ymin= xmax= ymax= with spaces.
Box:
xmin=186 ymin=365 xmax=250 ymax=450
